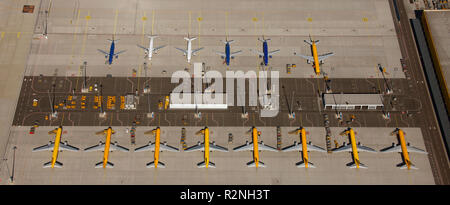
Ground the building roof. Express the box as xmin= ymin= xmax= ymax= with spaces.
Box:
xmin=323 ymin=93 xmax=384 ymax=106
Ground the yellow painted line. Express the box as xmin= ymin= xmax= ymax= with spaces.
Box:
xmin=70 ymin=9 xmax=81 ymax=66
xmin=253 ymin=16 xmax=259 ymax=72
xmin=362 ymin=17 xmax=368 ymax=22
xmin=78 ymin=10 xmax=91 ymax=91
xmin=17 ymin=32 xmax=21 ymax=39
xmin=197 ymin=12 xmax=202 ymax=47
xmin=113 ymin=9 xmax=119 ymax=36
xmin=0 ymin=31 xmax=4 ymax=39
xmin=225 ymin=11 xmax=229 ymax=37
xmin=137 ymin=12 xmax=147 ymax=93
xmin=307 ymin=17 xmax=312 ymax=22
xmin=151 ymin=10 xmax=155 ymax=35
xmin=188 ymin=11 xmax=192 ymax=35
xmin=261 ymin=12 xmax=265 ymax=37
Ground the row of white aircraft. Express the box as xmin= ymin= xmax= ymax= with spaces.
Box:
xmin=33 ymin=126 xmax=426 ymax=170
xmin=99 ymin=34 xmax=334 ymax=75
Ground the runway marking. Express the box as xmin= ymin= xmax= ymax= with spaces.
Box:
xmin=113 ymin=9 xmax=119 ymax=35
xmin=188 ymin=11 xmax=192 ymax=35
xmin=69 ymin=9 xmax=81 ymax=66
xmin=151 ymin=9 xmax=155 ymax=35
xmin=77 ymin=10 xmax=91 ymax=91
xmin=197 ymin=12 xmax=202 ymax=47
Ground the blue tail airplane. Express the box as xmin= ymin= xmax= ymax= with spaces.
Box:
xmin=250 ymin=36 xmax=280 ymax=66
xmin=97 ymin=36 xmax=127 ymax=65
xmin=215 ymin=38 xmax=242 ymax=66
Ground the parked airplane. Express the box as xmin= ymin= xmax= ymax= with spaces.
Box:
xmin=332 ymin=128 xmax=377 ymax=169
xmin=215 ymin=38 xmax=242 ymax=66
xmin=134 ymin=127 xmax=179 ymax=168
xmin=137 ymin=35 xmax=166 ymax=61
xmin=84 ymin=127 xmax=129 ymax=168
xmin=184 ymin=127 xmax=228 ymax=168
xmin=175 ymin=35 xmax=204 ymax=63
xmin=282 ymin=127 xmax=326 ymax=168
xmin=380 ymin=128 xmax=427 ymax=170
xmin=233 ymin=127 xmax=278 ymax=168
xmin=294 ymin=35 xmax=334 ymax=75
xmin=32 ymin=126 xmax=79 ymax=168
xmin=97 ymin=36 xmax=127 ymax=65
xmin=250 ymin=36 xmax=280 ymax=66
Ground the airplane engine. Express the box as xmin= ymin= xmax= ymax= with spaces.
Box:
xmin=231 ymin=56 xmax=235 ymax=59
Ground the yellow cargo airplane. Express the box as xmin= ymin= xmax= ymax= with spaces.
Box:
xmin=84 ymin=127 xmax=129 ymax=168
xmin=134 ymin=127 xmax=179 ymax=168
xmin=332 ymin=128 xmax=377 ymax=169
xmin=380 ymin=128 xmax=427 ymax=170
xmin=233 ymin=127 xmax=278 ymax=168
xmin=184 ymin=127 xmax=228 ymax=168
xmin=294 ymin=35 xmax=334 ymax=76
xmin=33 ymin=126 xmax=79 ymax=168
xmin=282 ymin=127 xmax=326 ymax=168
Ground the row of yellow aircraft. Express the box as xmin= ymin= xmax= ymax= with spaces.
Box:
xmin=32 ymin=126 xmax=427 ymax=170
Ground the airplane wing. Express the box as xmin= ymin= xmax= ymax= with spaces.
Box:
xmin=84 ymin=143 xmax=105 ymax=152
xmin=407 ymin=145 xmax=427 ymax=154
xmin=295 ymin=53 xmax=314 ymax=62
xmin=281 ymin=143 xmax=301 ymax=152
xmin=258 ymin=142 xmax=278 ymax=152
xmin=356 ymin=145 xmax=377 ymax=153
xmin=114 ymin=50 xmax=127 ymax=56
xmin=160 ymin=143 xmax=179 ymax=152
xmin=209 ymin=143 xmax=228 ymax=152
xmin=137 ymin=44 xmax=149 ymax=52
xmin=233 ymin=142 xmax=253 ymax=152
xmin=307 ymin=144 xmax=327 ymax=152
xmin=215 ymin=51 xmax=226 ymax=57
xmin=134 ymin=143 xmax=155 ymax=152
xmin=250 ymin=49 xmax=264 ymax=56
xmin=175 ymin=47 xmax=188 ymax=55
xmin=184 ymin=143 xmax=205 ymax=152
xmin=110 ymin=143 xmax=129 ymax=152
xmin=380 ymin=144 xmax=402 ymax=153
xmin=32 ymin=142 xmax=54 ymax=152
xmin=153 ymin=45 xmax=166 ymax=52
xmin=318 ymin=52 xmax=334 ymax=61
xmin=97 ymin=49 xmax=109 ymax=56
xmin=59 ymin=143 xmax=80 ymax=152
xmin=192 ymin=47 xmax=204 ymax=54
xmin=332 ymin=144 xmax=352 ymax=153
xmin=268 ymin=49 xmax=280 ymax=55
xmin=230 ymin=50 xmax=242 ymax=57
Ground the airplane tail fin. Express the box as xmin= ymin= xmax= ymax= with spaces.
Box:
xmin=197 ymin=161 xmax=216 ymax=168
xmin=247 ymin=160 xmax=266 ymax=168
xmin=107 ymin=39 xmax=119 ymax=43
xmin=184 ymin=37 xmax=197 ymax=41
xmin=147 ymin=161 xmax=166 ymax=168
xmin=148 ymin=35 xmax=159 ymax=39
xmin=226 ymin=39 xmax=235 ymax=44
xmin=346 ymin=161 xmax=368 ymax=169
xmin=295 ymin=161 xmax=316 ymax=168
xmin=43 ymin=161 xmax=63 ymax=168
xmin=95 ymin=161 xmax=114 ymax=168
xmin=397 ymin=162 xmax=418 ymax=170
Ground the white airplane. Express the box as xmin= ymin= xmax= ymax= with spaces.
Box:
xmin=175 ymin=35 xmax=204 ymax=63
xmin=137 ymin=35 xmax=166 ymax=61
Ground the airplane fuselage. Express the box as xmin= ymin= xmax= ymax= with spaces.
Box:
xmin=311 ymin=42 xmax=320 ymax=75
xmin=263 ymin=41 xmax=269 ymax=66
xmin=204 ymin=128 xmax=210 ymax=168
xmin=148 ymin=38 xmax=154 ymax=60
xmin=108 ymin=41 xmax=115 ymax=65
xmin=102 ymin=128 xmax=113 ymax=168
xmin=186 ymin=40 xmax=193 ymax=63
xmin=397 ymin=129 xmax=412 ymax=170
xmin=50 ymin=127 xmax=63 ymax=168
xmin=154 ymin=128 xmax=161 ymax=168
xmin=225 ymin=43 xmax=231 ymax=66
xmin=300 ymin=128 xmax=309 ymax=168
xmin=252 ymin=127 xmax=260 ymax=167
xmin=347 ymin=128 xmax=361 ymax=168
